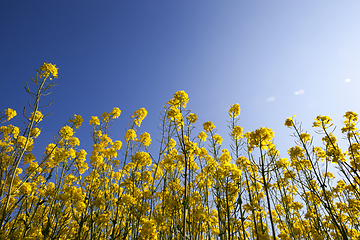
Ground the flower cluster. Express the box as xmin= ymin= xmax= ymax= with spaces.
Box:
xmin=229 ymin=103 xmax=240 ymax=118
xmin=38 ymin=62 xmax=58 ymax=78
xmin=4 ymin=108 xmax=17 ymax=121
xmin=131 ymin=108 xmax=147 ymax=127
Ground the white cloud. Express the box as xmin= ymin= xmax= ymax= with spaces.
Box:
xmin=295 ymin=89 xmax=305 ymax=95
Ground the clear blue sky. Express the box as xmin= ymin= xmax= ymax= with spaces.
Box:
xmin=1 ymin=0 xmax=360 ymax=158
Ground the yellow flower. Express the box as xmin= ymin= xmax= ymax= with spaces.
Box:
xmin=139 ymin=132 xmax=152 ymax=146
xmin=69 ymin=114 xmax=83 ymax=129
xmin=30 ymin=127 xmax=41 ymax=138
xmin=229 ymin=103 xmax=241 ymax=118
xmin=170 ymin=90 xmax=189 ymax=108
xmin=245 ymin=127 xmax=274 ymax=151
xmin=341 ymin=111 xmax=358 ymax=134
xmin=299 ymin=132 xmax=311 ymax=143
xmin=203 ymin=121 xmax=216 ymax=132
xmin=313 ymin=115 xmax=332 ymax=128
xmin=125 ymin=129 xmax=137 ymax=142
xmin=89 ymin=116 xmax=100 ymax=125
xmin=231 ymin=126 xmax=243 ymax=139
xmin=100 ymin=112 xmax=110 ymax=121
xmin=140 ymin=218 xmax=158 ymax=239
xmin=23 ymin=153 xmax=36 ymax=164
xmin=110 ymin=107 xmax=121 ymax=119
xmin=197 ymin=131 xmax=207 ymax=142
xmin=30 ymin=111 xmax=43 ymax=123
xmin=16 ymin=136 xmax=33 ymax=149
xmin=114 ymin=140 xmax=122 ymax=150
xmin=168 ymin=138 xmax=176 ymax=149
xmin=20 ymin=182 xmax=33 ymax=195
xmin=187 ymin=113 xmax=198 ymax=124
xmin=212 ymin=134 xmax=223 ymax=145
xmin=288 ymin=146 xmax=305 ymax=160
xmin=4 ymin=108 xmax=17 ymax=121
xmin=69 ymin=136 xmax=80 ymax=146
xmin=39 ymin=63 xmax=58 ymax=78
xmin=284 ymin=117 xmax=294 ymax=127
xmin=131 ymin=108 xmax=147 ymax=127
xmin=132 ymin=152 xmax=152 ymax=167
xmin=59 ymin=125 xmax=74 ymax=140
xmin=275 ymin=158 xmax=290 ymax=169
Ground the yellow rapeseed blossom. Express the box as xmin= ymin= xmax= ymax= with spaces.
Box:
xmin=132 ymin=152 xmax=152 ymax=167
xmin=168 ymin=138 xmax=176 ymax=149
xmin=203 ymin=121 xmax=216 ymax=132
xmin=166 ymin=106 xmax=181 ymax=121
xmin=212 ymin=134 xmax=223 ymax=145
xmin=89 ymin=116 xmax=100 ymax=125
xmin=284 ymin=116 xmax=295 ymax=127
xmin=69 ymin=114 xmax=83 ymax=129
xmin=187 ymin=113 xmax=198 ymax=124
xmin=139 ymin=218 xmax=158 ymax=239
xmin=313 ymin=146 xmax=326 ymax=161
xmin=323 ymin=172 xmax=335 ymax=179
xmin=275 ymin=158 xmax=290 ymax=169
xmin=299 ymin=132 xmax=311 ymax=143
xmin=110 ymin=107 xmax=121 ymax=119
xmin=59 ymin=125 xmax=74 ymax=140
xmin=30 ymin=127 xmax=41 ymax=138
xmin=229 ymin=103 xmax=241 ymax=118
xmin=168 ymin=90 xmax=189 ymax=108
xmin=131 ymin=108 xmax=147 ymax=127
xmin=313 ymin=115 xmax=332 ymax=128
xmin=114 ymin=140 xmax=122 ymax=150
xmin=139 ymin=132 xmax=151 ymax=146
xmin=39 ymin=62 xmax=58 ymax=78
xmin=4 ymin=108 xmax=17 ymax=121
xmin=197 ymin=131 xmax=207 ymax=142
xmin=30 ymin=111 xmax=43 ymax=123
xmin=125 ymin=129 xmax=137 ymax=142
xmin=231 ymin=126 xmax=243 ymax=139
xmin=288 ymin=146 xmax=305 ymax=160
xmin=100 ymin=112 xmax=110 ymax=121
xmin=23 ymin=153 xmax=36 ymax=164
xmin=16 ymin=136 xmax=33 ymax=149
xmin=341 ymin=111 xmax=358 ymax=135
xmin=20 ymin=182 xmax=33 ymax=195
xmin=244 ymin=127 xmax=274 ymax=152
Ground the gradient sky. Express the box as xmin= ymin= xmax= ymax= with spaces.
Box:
xmin=1 ymin=0 xmax=360 ymax=159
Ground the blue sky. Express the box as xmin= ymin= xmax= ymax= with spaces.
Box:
xmin=1 ymin=0 xmax=360 ymax=158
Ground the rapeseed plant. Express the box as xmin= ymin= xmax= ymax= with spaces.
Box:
xmin=1 ymin=64 xmax=360 ymax=239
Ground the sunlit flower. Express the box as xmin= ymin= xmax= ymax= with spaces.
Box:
xmin=139 ymin=132 xmax=151 ymax=146
xmin=110 ymin=107 xmax=121 ymax=119
xmin=284 ymin=116 xmax=295 ymax=127
xmin=89 ymin=116 xmax=100 ymax=125
xmin=197 ymin=131 xmax=207 ymax=142
xmin=231 ymin=126 xmax=243 ymax=139
xmin=131 ymin=108 xmax=147 ymax=127
xmin=30 ymin=111 xmax=43 ymax=123
xmin=69 ymin=114 xmax=83 ymax=129
xmin=212 ymin=134 xmax=223 ymax=145
xmin=125 ymin=129 xmax=137 ymax=142
xmin=39 ymin=62 xmax=58 ymax=78
xmin=4 ymin=108 xmax=17 ymax=121
xmin=229 ymin=103 xmax=240 ymax=118
xmin=187 ymin=113 xmax=198 ymax=124
xmin=203 ymin=121 xmax=216 ymax=132
xmin=59 ymin=125 xmax=74 ymax=140
xmin=114 ymin=140 xmax=122 ymax=150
